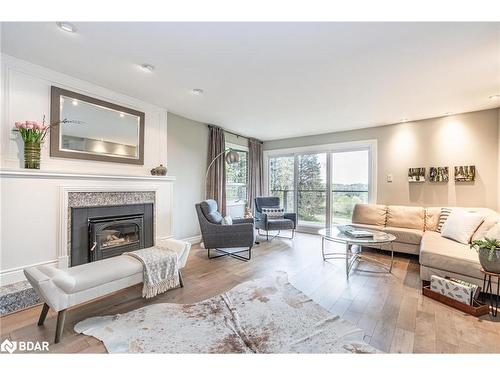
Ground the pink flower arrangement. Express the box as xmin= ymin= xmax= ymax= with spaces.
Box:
xmin=13 ymin=117 xmax=52 ymax=144
xmin=15 ymin=121 xmax=49 ymax=131
xmin=13 ymin=115 xmax=81 ymax=144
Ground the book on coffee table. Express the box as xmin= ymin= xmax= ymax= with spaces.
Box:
xmin=337 ymin=225 xmax=374 ymax=238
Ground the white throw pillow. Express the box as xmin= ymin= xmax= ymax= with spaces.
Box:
xmin=440 ymin=209 xmax=485 ymax=244
xmin=485 ymin=223 xmax=500 ymax=240
xmin=221 ymin=215 xmax=233 ymax=225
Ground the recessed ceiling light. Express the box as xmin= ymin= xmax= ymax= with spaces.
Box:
xmin=119 ymin=113 xmax=125 ymax=118
xmin=72 ymin=99 xmax=78 ymax=106
xmin=139 ymin=64 xmax=155 ymax=73
xmin=489 ymin=94 xmax=500 ymax=100
xmin=56 ymin=22 xmax=76 ymax=33
xmin=190 ymin=88 xmax=204 ymax=96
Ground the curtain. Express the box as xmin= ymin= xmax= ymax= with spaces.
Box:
xmin=247 ymin=137 xmax=264 ymax=211
xmin=206 ymin=125 xmax=226 ymax=215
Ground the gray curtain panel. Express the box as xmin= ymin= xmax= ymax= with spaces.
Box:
xmin=206 ymin=125 xmax=227 ymax=215
xmin=247 ymin=137 xmax=264 ymax=211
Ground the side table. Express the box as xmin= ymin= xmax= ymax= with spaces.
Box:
xmin=481 ymin=268 xmax=500 ymax=317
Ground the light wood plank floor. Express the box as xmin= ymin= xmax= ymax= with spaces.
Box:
xmin=1 ymin=232 xmax=499 ymax=353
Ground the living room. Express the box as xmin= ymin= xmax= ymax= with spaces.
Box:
xmin=1 ymin=1 xmax=500 ymax=372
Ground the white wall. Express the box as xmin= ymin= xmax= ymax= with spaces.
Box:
xmin=0 ymin=54 xmax=174 ymax=285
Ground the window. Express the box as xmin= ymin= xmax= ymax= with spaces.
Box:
xmin=269 ymin=155 xmax=294 ymax=212
xmin=265 ymin=141 xmax=375 ymax=230
xmin=331 ymin=149 xmax=369 ymax=223
xmin=225 ymin=145 xmax=248 ymax=207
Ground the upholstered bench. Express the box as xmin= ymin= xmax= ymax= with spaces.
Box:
xmin=24 ymin=238 xmax=191 ymax=343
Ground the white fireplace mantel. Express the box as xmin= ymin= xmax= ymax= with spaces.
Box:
xmin=0 ymin=168 xmax=176 ymax=181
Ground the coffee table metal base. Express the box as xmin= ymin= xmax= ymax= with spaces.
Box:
xmin=321 ymin=236 xmax=394 ymax=279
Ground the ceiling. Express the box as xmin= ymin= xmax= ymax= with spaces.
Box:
xmin=2 ymin=22 xmax=499 ymax=141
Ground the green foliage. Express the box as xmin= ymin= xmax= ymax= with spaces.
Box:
xmin=471 ymin=238 xmax=500 ymax=261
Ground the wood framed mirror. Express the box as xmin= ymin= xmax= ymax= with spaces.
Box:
xmin=50 ymin=86 xmax=145 ymax=165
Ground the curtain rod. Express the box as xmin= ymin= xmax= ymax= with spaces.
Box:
xmin=208 ymin=124 xmax=263 ymax=144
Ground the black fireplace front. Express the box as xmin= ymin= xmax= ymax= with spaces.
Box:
xmin=71 ymin=203 xmax=154 ymax=266
xmin=88 ymin=214 xmax=145 ymax=262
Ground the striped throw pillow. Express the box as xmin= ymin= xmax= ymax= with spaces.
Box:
xmin=437 ymin=207 xmax=452 ymax=233
xmin=262 ymin=207 xmax=284 ymax=219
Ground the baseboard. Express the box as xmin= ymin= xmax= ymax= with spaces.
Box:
xmin=0 ymin=259 xmax=58 ymax=286
xmin=181 ymin=235 xmax=203 ymax=244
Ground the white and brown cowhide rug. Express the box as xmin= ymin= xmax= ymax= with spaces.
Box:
xmin=74 ymin=272 xmax=379 ymax=353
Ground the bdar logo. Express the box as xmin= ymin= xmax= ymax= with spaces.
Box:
xmin=0 ymin=339 xmax=17 ymax=353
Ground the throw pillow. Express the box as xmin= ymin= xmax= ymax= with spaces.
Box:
xmin=440 ymin=209 xmax=485 ymax=244
xmin=262 ymin=207 xmax=284 ymax=219
xmin=436 ymin=207 xmax=452 ymax=233
xmin=221 ymin=215 xmax=233 ymax=225
xmin=485 ymin=223 xmax=500 ymax=240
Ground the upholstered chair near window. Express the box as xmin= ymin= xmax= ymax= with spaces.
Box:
xmin=254 ymin=196 xmax=297 ymax=241
xmin=195 ymin=199 xmax=255 ymax=261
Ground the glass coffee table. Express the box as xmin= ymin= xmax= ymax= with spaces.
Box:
xmin=318 ymin=226 xmax=396 ymax=279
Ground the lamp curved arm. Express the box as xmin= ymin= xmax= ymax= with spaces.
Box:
xmin=204 ymin=150 xmax=227 ymax=199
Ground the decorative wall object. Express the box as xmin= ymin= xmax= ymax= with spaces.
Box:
xmin=454 ymin=165 xmax=476 ymax=182
xmin=429 ymin=167 xmax=449 ymax=183
xmin=408 ymin=167 xmax=426 ymax=182
xmin=150 ymin=164 xmax=167 ymax=176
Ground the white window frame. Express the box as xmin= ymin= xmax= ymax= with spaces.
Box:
xmin=225 ymin=142 xmax=249 ymax=207
xmin=263 ymin=139 xmax=377 ymax=229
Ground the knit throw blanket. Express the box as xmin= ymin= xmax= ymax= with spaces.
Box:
xmin=124 ymin=246 xmax=179 ymax=298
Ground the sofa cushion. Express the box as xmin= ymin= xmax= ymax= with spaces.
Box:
xmin=424 ymin=207 xmax=442 ymax=231
xmin=472 ymin=214 xmax=500 ymax=241
xmin=420 ymin=231 xmax=482 ymax=280
xmin=384 ymin=226 xmax=423 ymax=245
xmin=440 ymin=209 xmax=484 ymax=244
xmin=351 ymin=204 xmax=387 ymax=226
xmin=386 ymin=205 xmax=425 ymax=230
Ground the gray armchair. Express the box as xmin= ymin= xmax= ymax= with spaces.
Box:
xmin=254 ymin=196 xmax=297 ymax=241
xmin=195 ymin=200 xmax=255 ymax=261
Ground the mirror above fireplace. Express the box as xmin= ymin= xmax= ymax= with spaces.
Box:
xmin=50 ymin=86 xmax=145 ymax=165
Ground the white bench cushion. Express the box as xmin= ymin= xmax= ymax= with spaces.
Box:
xmin=24 ymin=239 xmax=191 ymax=312
xmin=49 ymin=256 xmax=143 ymax=293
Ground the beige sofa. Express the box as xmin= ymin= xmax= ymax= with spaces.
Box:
xmin=351 ymin=204 xmax=499 ymax=289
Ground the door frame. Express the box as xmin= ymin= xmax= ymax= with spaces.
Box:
xmin=263 ymin=139 xmax=377 ymax=232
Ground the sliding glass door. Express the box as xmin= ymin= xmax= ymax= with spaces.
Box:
xmin=297 ymin=153 xmax=327 ymax=227
xmin=331 ymin=149 xmax=370 ymax=224
xmin=269 ymin=155 xmax=295 ymax=212
xmin=266 ymin=143 xmax=374 ymax=231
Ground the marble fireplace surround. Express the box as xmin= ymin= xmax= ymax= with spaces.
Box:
xmin=60 ymin=186 xmax=161 ymax=269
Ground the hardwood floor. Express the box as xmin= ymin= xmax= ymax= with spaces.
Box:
xmin=1 ymin=232 xmax=499 ymax=353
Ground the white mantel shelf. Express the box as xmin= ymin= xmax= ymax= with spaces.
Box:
xmin=0 ymin=168 xmax=176 ymax=181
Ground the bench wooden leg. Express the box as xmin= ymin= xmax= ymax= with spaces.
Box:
xmin=37 ymin=303 xmax=50 ymax=326
xmin=54 ymin=309 xmax=67 ymax=344
xmin=178 ymin=270 xmax=184 ymax=288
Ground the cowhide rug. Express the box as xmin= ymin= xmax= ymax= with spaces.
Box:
xmin=74 ymin=272 xmax=379 ymax=353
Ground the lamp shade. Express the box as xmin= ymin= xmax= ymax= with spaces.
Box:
xmin=225 ymin=150 xmax=240 ymax=164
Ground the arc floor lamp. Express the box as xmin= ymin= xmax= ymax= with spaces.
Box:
xmin=204 ymin=149 xmax=240 ymax=199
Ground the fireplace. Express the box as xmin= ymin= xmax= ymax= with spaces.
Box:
xmin=71 ymin=203 xmax=154 ymax=266
xmin=88 ymin=214 xmax=145 ymax=261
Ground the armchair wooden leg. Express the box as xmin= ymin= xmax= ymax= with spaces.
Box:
xmin=37 ymin=303 xmax=50 ymax=326
xmin=54 ymin=309 xmax=67 ymax=344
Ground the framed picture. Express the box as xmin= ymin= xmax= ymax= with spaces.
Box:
xmin=408 ymin=167 xmax=426 ymax=182
xmin=454 ymin=165 xmax=476 ymax=182
xmin=429 ymin=167 xmax=449 ymax=183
